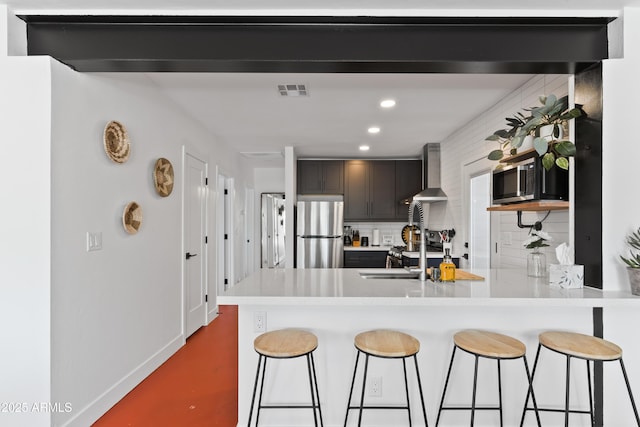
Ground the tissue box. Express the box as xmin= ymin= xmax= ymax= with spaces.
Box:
xmin=549 ymin=264 xmax=584 ymax=289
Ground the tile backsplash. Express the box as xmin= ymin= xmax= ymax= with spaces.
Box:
xmin=344 ymin=222 xmax=407 ymax=246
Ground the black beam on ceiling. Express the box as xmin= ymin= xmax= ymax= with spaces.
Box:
xmin=22 ymin=16 xmax=613 ymax=73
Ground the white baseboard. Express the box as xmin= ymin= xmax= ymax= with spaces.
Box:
xmin=59 ymin=334 xmax=184 ymax=427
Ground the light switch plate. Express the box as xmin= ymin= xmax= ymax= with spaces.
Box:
xmin=382 ymin=235 xmax=393 ymax=245
xmin=86 ymin=231 xmax=103 ymax=252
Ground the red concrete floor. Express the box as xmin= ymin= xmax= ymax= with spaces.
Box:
xmin=93 ymin=305 xmax=238 ymax=427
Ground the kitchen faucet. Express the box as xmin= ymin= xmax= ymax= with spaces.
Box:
xmin=408 ymin=200 xmax=427 ymax=281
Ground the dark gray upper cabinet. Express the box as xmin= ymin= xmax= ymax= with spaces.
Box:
xmin=297 ymin=160 xmax=344 ymax=194
xmin=344 ymin=160 xmax=369 ymax=219
xmin=299 ymin=159 xmax=421 ymax=221
xmin=395 ymin=160 xmax=422 ymax=220
xmin=369 ymin=161 xmax=397 ymax=219
xmin=345 ymin=160 xmax=397 ymax=221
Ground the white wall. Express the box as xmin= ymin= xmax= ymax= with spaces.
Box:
xmin=437 ymin=75 xmax=571 ymax=268
xmin=603 ymin=8 xmax=640 ymax=292
xmin=46 ymin=66 xmax=254 ymax=426
xmin=0 ymin=50 xmax=255 ymax=426
xmin=601 ymin=11 xmax=640 ymax=423
xmin=0 ymin=56 xmax=53 ymax=427
xmin=0 ymin=5 xmax=26 ymax=56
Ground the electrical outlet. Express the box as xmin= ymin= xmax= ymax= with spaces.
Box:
xmin=254 ymin=312 xmax=266 ymax=333
xmin=369 ymin=376 xmax=382 ymax=397
xmin=501 ymin=231 xmax=512 ymax=246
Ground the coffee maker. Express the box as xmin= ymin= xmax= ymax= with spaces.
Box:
xmin=344 ymin=225 xmax=352 ymax=246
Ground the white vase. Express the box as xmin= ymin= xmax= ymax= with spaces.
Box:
xmin=520 ymin=135 xmax=534 ymax=151
xmin=539 ymin=124 xmax=563 ymax=142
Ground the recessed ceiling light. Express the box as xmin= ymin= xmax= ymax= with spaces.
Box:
xmin=359 ymin=145 xmax=370 ymax=151
xmin=368 ymin=127 xmax=381 ymax=134
xmin=380 ymin=99 xmax=396 ymax=108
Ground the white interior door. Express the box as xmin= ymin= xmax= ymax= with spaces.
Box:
xmin=184 ymin=150 xmax=207 ymax=337
xmin=217 ymin=173 xmax=235 ymax=294
xmin=244 ymin=187 xmax=255 ymax=277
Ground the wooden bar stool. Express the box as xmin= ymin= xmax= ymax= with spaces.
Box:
xmin=247 ymin=328 xmax=323 ymax=427
xmin=436 ymin=330 xmax=540 ymax=427
xmin=520 ymin=331 xmax=640 ymax=427
xmin=344 ymin=329 xmax=428 ymax=426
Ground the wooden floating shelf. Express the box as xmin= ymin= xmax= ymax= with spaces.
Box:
xmin=487 ymin=201 xmax=570 ymax=212
xmin=499 ymin=148 xmax=538 ymax=164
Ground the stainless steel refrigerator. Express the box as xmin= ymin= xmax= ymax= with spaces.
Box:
xmin=296 ymin=195 xmax=344 ymax=268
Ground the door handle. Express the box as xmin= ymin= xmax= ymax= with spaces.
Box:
xmin=186 ymin=252 xmax=198 ymax=260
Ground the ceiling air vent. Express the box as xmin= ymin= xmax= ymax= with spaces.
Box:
xmin=278 ymin=84 xmax=308 ymax=97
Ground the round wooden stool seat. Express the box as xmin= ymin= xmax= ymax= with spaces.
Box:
xmin=539 ymin=331 xmax=623 ymax=361
xmin=253 ymin=329 xmax=318 ymax=358
xmin=354 ymin=329 xmax=420 ymax=358
xmin=453 ymin=329 xmax=526 ymax=359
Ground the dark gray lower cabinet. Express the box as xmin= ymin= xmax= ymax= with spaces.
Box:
xmin=344 ymin=250 xmax=388 ymax=268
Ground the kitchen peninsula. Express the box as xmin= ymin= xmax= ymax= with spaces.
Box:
xmin=219 ymin=268 xmax=640 ymax=426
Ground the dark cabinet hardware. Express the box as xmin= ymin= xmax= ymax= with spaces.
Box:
xmin=186 ymin=252 xmax=198 ymax=260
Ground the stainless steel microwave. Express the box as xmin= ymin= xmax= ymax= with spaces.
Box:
xmin=492 ymin=157 xmax=569 ymax=205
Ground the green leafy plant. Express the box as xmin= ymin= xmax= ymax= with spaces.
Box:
xmin=486 ymin=112 xmax=529 ymax=156
xmin=487 ymin=94 xmax=583 ymax=171
xmin=522 ymin=230 xmax=552 ymax=250
xmin=620 ymin=227 xmax=640 ymax=268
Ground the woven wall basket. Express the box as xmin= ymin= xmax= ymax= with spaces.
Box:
xmin=153 ymin=157 xmax=174 ymax=197
xmin=103 ymin=120 xmax=131 ymax=163
xmin=122 ymin=201 xmax=143 ymax=234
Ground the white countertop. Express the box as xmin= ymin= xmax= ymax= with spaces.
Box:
xmin=218 ymin=268 xmax=640 ymax=307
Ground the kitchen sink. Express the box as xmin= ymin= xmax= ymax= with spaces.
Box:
xmin=358 ymin=269 xmax=420 ymax=279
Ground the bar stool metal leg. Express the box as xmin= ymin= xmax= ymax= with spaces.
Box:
xmin=497 ymin=359 xmax=503 ymax=427
xmin=344 ymin=352 xmax=361 ymax=427
xmin=522 ymin=356 xmax=541 ymax=427
xmin=310 ymin=353 xmax=324 ymax=427
xmin=402 ymin=358 xmax=412 ymax=427
xmin=436 ymin=345 xmax=457 ymax=427
xmin=519 ymin=343 xmax=542 ymax=427
xmin=358 ymin=353 xmax=370 ymax=426
xmin=587 ymin=360 xmax=594 ymax=427
xmin=305 ymin=354 xmax=319 ymax=427
xmin=564 ymin=355 xmax=571 ymax=427
xmin=620 ymin=358 xmax=640 ymax=426
xmin=248 ymin=354 xmax=264 ymax=427
xmin=413 ymin=355 xmax=429 ymax=427
xmin=471 ymin=355 xmax=479 ymax=426
xmin=256 ymin=357 xmax=268 ymax=427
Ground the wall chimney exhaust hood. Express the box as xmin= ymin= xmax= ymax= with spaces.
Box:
xmin=412 ymin=143 xmax=448 ymax=202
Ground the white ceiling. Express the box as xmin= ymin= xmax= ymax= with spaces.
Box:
xmin=8 ymin=0 xmax=633 ymax=159
xmin=141 ymin=73 xmax=534 ymax=158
